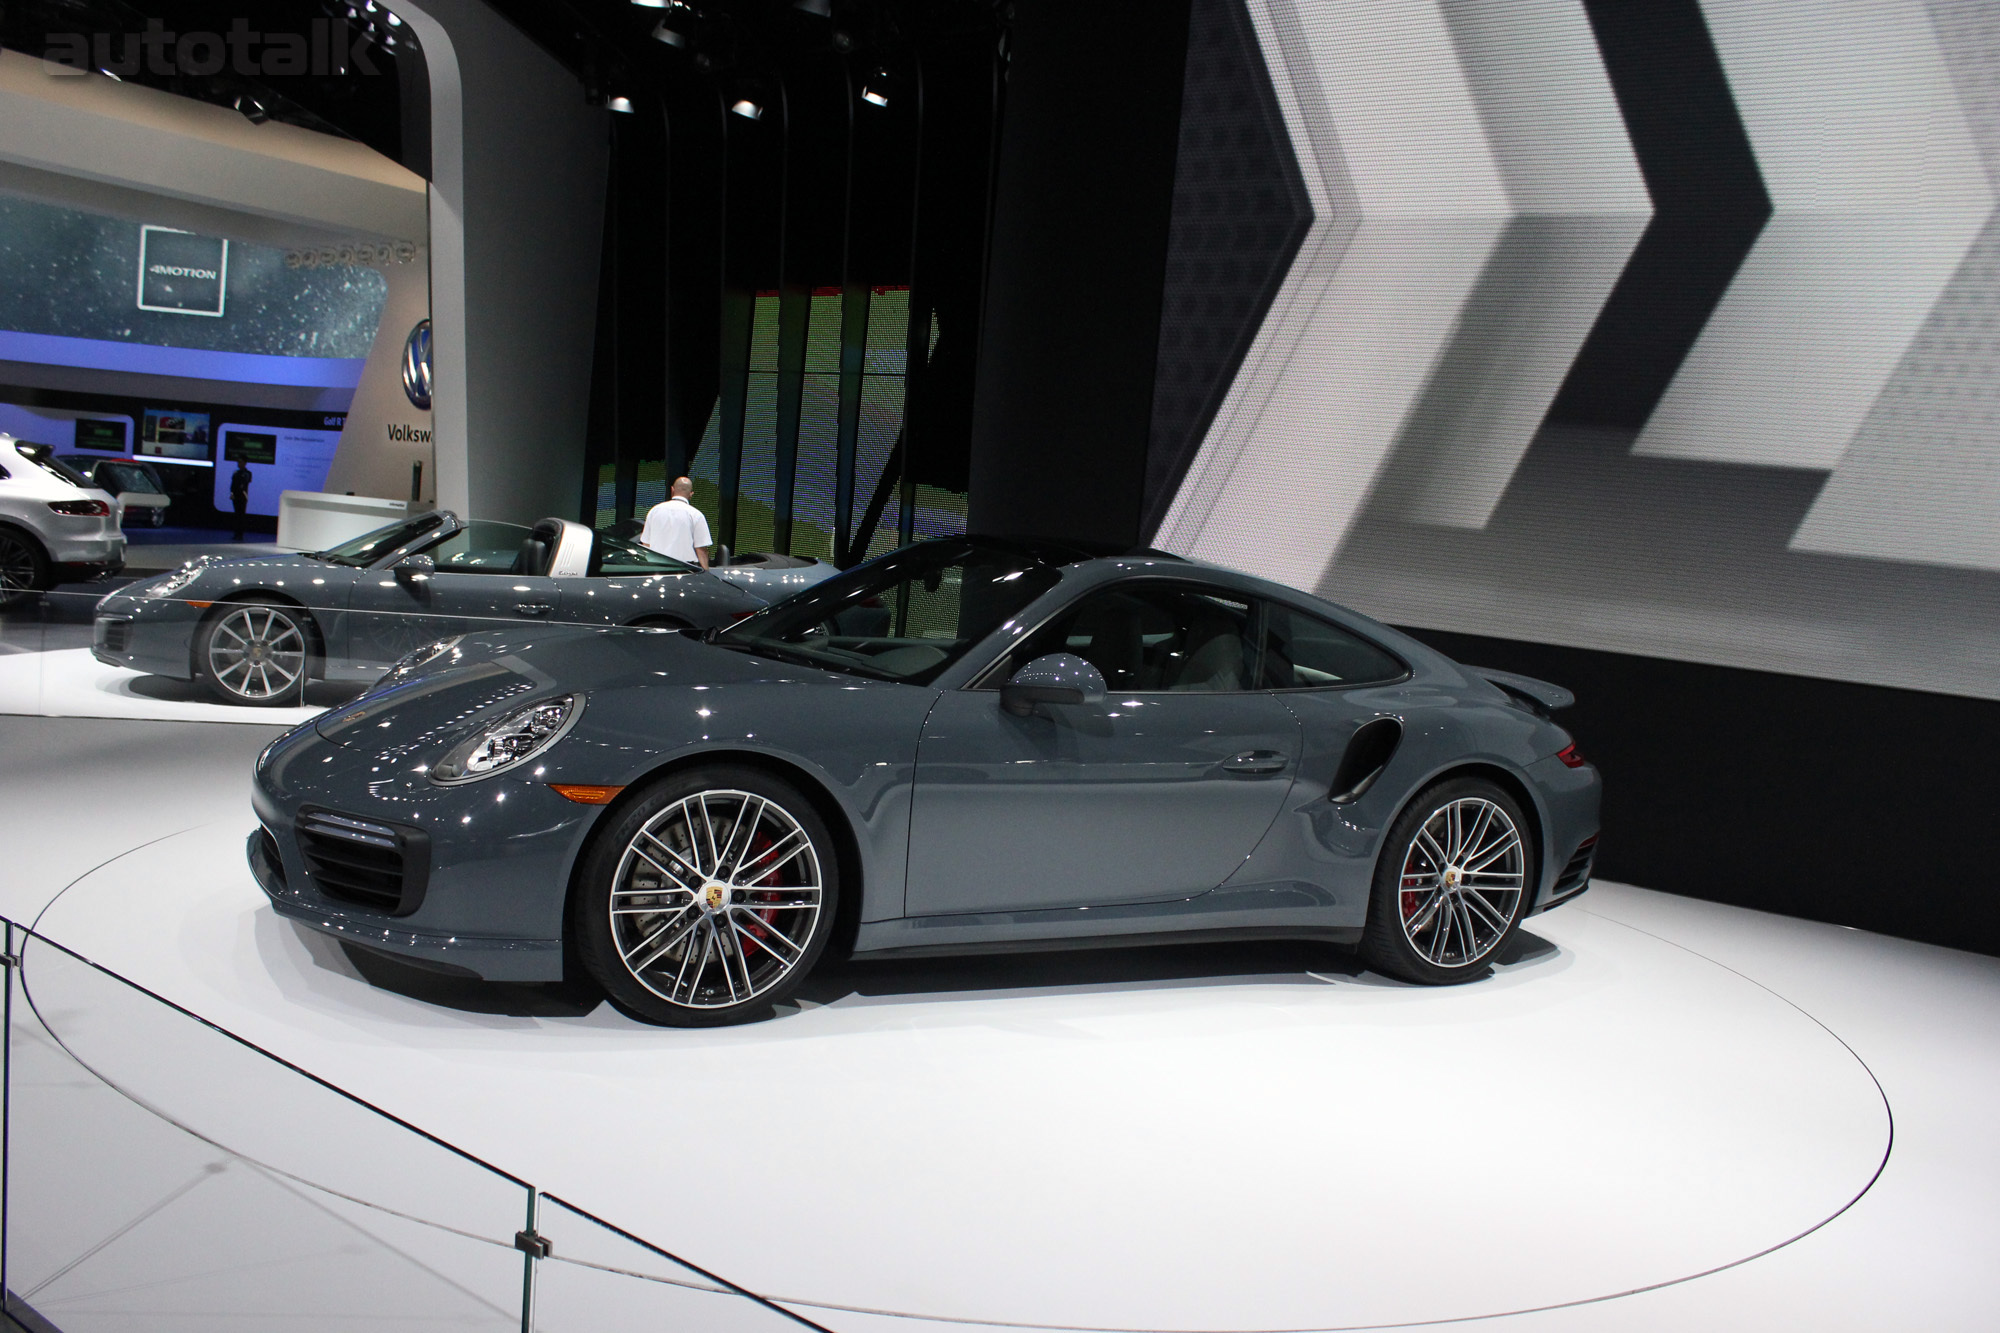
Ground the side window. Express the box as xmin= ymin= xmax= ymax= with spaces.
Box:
xmin=421 ymin=521 xmax=532 ymax=574
xmin=591 ymin=532 xmax=693 ymax=576
xmin=1003 ymin=583 xmax=1259 ymax=693
xmin=1258 ymin=602 xmax=1404 ymax=689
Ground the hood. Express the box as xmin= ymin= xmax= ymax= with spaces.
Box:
xmin=314 ymin=623 xmax=851 ymax=751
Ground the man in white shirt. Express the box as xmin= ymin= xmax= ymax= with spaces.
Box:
xmin=638 ymin=477 xmax=714 ymax=568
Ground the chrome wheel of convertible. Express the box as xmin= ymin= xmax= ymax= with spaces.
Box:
xmin=1362 ymin=778 xmax=1532 ymax=984
xmin=200 ymin=603 xmax=308 ymax=704
xmin=576 ymin=768 xmax=839 ymax=1026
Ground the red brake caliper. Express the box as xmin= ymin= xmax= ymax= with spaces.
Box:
xmin=736 ymin=831 xmax=780 ymax=946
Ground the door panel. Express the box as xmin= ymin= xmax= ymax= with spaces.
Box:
xmin=906 ymin=689 xmax=1302 ymax=915
xmin=347 ymin=521 xmax=544 ymax=669
xmin=348 ymin=573 xmax=558 ymax=670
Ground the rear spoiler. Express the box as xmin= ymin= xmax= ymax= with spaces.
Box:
xmin=1470 ymin=668 xmax=1574 ymax=715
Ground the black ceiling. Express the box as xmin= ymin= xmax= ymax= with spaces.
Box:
xmin=0 ymin=0 xmax=1007 ymax=178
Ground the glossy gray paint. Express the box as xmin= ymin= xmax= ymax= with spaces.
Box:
xmin=245 ymin=550 xmax=1601 ymax=983
xmin=89 ymin=512 xmax=766 ymax=685
xmin=706 ymin=558 xmax=841 ymax=601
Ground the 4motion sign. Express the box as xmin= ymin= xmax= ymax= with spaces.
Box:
xmin=137 ymin=227 xmax=227 ymax=317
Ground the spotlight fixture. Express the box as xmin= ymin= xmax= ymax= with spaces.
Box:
xmin=233 ymin=93 xmax=271 ymax=124
xmin=793 ymin=0 xmax=832 ymax=15
xmin=651 ymin=21 xmax=687 ymax=46
xmin=861 ymin=70 xmax=889 ymax=107
xmin=630 ymin=0 xmax=668 ymax=6
xmin=730 ymin=98 xmax=764 ymax=121
xmin=607 ymin=96 xmax=635 ymax=113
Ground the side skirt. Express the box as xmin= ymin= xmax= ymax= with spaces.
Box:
xmin=851 ymin=925 xmax=1362 ymax=962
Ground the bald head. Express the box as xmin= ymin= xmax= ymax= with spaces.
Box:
xmin=671 ymin=476 xmax=694 ymax=498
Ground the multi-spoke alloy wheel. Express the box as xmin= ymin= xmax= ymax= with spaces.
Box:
xmin=0 ymin=529 xmax=47 ymax=609
xmin=1362 ymin=778 xmax=1533 ymax=985
xmin=199 ymin=602 xmax=309 ymax=704
xmin=575 ymin=768 xmax=839 ymax=1026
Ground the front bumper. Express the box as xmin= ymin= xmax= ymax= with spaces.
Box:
xmin=247 ymin=719 xmax=603 ymax=982
xmin=90 ymin=590 xmax=204 ymax=678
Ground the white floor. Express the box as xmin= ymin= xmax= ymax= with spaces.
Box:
xmin=0 ymin=647 xmax=328 ymax=724
xmin=5 ymin=717 xmax=2000 ymax=1330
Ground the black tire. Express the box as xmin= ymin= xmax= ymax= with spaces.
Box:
xmin=0 ymin=527 xmax=49 ymax=610
xmin=1361 ymin=777 xmax=1535 ymax=985
xmin=574 ymin=766 xmax=840 ymax=1027
xmin=195 ymin=599 xmax=312 ymax=705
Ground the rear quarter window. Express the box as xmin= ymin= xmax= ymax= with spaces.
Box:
xmin=1258 ymin=602 xmax=1406 ymax=689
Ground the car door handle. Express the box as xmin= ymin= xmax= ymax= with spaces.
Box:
xmin=514 ymin=602 xmax=555 ymax=617
xmin=1222 ymin=750 xmax=1288 ymax=776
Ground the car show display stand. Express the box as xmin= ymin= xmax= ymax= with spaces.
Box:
xmin=277 ymin=491 xmax=431 ymax=552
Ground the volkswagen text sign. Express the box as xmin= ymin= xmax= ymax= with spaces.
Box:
xmin=137 ymin=226 xmax=228 ymax=317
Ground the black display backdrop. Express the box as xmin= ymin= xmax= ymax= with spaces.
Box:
xmin=1404 ymin=627 xmax=2000 ymax=959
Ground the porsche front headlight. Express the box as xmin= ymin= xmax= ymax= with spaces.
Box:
xmin=145 ymin=564 xmax=203 ymax=598
xmin=376 ymin=634 xmax=465 ymax=689
xmin=431 ymin=694 xmax=583 ymax=784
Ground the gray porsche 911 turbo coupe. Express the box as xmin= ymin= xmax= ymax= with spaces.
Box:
xmin=250 ymin=536 xmax=1600 ymax=1020
xmin=91 ymin=510 xmax=768 ymax=704
xmin=247 ymin=535 xmax=1601 ymax=1025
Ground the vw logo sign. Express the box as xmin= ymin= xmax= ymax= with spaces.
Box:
xmin=402 ymin=318 xmax=433 ymax=411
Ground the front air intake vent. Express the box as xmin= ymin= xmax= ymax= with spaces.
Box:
xmin=296 ymin=808 xmax=429 ymax=915
xmin=254 ymin=825 xmax=287 ymax=893
xmin=96 ymin=618 xmax=131 ymax=652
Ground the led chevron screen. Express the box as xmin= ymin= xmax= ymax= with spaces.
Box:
xmin=1152 ymin=0 xmax=2000 ymax=702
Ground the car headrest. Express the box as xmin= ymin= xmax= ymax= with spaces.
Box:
xmin=511 ymin=537 xmax=550 ymax=576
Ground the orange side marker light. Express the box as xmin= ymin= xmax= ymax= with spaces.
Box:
xmin=549 ymin=784 xmax=625 ymax=805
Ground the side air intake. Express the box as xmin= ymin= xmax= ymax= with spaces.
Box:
xmin=1329 ymin=718 xmax=1402 ymax=804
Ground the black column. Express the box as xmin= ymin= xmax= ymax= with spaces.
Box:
xmin=966 ymin=0 xmax=1192 ymax=547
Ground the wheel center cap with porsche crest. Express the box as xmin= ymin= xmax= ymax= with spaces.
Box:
xmin=703 ymin=883 xmax=731 ymax=912
xmin=1442 ymin=867 xmax=1461 ymax=888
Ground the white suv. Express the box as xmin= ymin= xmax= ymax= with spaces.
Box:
xmin=0 ymin=434 xmax=125 ymax=607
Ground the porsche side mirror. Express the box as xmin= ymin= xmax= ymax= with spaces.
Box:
xmin=394 ymin=553 xmax=435 ymax=583
xmin=1001 ymin=653 xmax=1107 ymax=718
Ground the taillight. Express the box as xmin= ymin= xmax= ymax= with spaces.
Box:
xmin=1557 ymin=743 xmax=1587 ymax=768
xmin=48 ymin=499 xmax=111 ymax=517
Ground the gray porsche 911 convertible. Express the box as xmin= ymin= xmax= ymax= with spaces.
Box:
xmin=247 ymin=535 xmax=1601 ymax=1025
xmin=91 ymin=510 xmax=769 ymax=704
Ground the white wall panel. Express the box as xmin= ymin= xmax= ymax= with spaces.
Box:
xmin=1793 ymin=0 xmax=2000 ymax=571
xmin=1159 ymin=0 xmax=1646 ymax=588
xmin=1633 ymin=0 xmax=1991 ymax=470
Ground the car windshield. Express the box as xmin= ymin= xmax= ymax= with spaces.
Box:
xmin=99 ymin=462 xmax=162 ymax=494
xmin=312 ymin=512 xmax=448 ymax=566
xmin=712 ymin=539 xmax=1063 ymax=684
